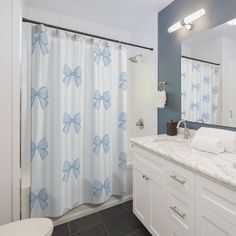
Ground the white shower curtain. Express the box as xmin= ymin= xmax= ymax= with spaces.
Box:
xmin=181 ymin=57 xmax=220 ymax=124
xmin=22 ymin=24 xmax=128 ymax=217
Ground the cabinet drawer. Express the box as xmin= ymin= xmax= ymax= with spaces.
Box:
xmin=167 ymin=161 xmax=195 ymax=199
xmin=196 ymin=175 xmax=236 ymax=227
xmin=167 ymin=185 xmax=195 ymax=236
xmin=196 ymin=204 xmax=236 ymax=236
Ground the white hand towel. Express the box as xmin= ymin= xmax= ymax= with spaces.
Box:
xmin=157 ymin=90 xmax=167 ymax=108
xmin=195 ymin=127 xmax=236 ymax=153
xmin=191 ymin=135 xmax=224 ymax=154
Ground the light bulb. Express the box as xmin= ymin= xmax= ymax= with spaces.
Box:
xmin=168 ymin=21 xmax=183 ymax=33
xmin=184 ymin=9 xmax=205 ymax=25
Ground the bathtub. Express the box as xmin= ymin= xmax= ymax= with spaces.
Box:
xmin=21 ymin=159 xmax=133 ymax=226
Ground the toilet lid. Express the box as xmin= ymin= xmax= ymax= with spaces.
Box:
xmin=0 ymin=218 xmax=53 ymax=236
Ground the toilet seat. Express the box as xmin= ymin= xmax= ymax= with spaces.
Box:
xmin=0 ymin=218 xmax=53 ymax=236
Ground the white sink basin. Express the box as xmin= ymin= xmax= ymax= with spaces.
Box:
xmin=152 ymin=138 xmax=191 ymax=154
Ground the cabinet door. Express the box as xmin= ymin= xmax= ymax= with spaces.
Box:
xmin=149 ymin=171 xmax=166 ymax=236
xmin=133 ymin=168 xmax=150 ymax=225
xmin=167 ymin=219 xmax=187 ymax=236
xmin=196 ymin=204 xmax=236 ymax=236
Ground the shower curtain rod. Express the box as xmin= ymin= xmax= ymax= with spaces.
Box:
xmin=181 ymin=56 xmax=220 ymax=66
xmin=23 ymin=18 xmax=154 ymax=51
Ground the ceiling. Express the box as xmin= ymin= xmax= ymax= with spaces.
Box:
xmin=23 ymin=0 xmax=174 ymax=31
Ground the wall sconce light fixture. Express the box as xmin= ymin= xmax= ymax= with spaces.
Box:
xmin=168 ymin=9 xmax=205 ymax=33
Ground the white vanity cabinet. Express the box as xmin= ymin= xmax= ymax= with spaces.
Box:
xmin=132 ymin=145 xmax=236 ymax=236
xmin=133 ymin=148 xmax=167 ymax=236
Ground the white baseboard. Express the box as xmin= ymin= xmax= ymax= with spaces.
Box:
xmin=53 ymin=195 xmax=133 ymax=226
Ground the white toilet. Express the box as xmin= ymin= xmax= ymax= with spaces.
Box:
xmin=0 ymin=218 xmax=53 ymax=236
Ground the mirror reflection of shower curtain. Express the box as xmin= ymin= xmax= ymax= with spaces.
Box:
xmin=181 ymin=58 xmax=221 ymax=124
xmin=21 ymin=24 xmax=128 ymax=218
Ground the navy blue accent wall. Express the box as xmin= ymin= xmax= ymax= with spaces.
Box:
xmin=158 ymin=0 xmax=236 ymax=134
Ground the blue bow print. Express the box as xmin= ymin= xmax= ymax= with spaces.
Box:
xmin=31 ymin=87 xmax=48 ymax=110
xmin=119 ymin=112 xmax=127 ymax=131
xmin=32 ymin=31 xmax=49 ymax=55
xmin=119 ymin=72 xmax=128 ymax=90
xmin=212 ymin=104 xmax=218 ymax=113
xmin=203 ymin=95 xmax=210 ymax=103
xmin=63 ymin=159 xmax=80 ymax=182
xmin=212 ymin=86 xmax=218 ymax=95
xmin=119 ymin=152 xmax=127 ymax=170
xmin=181 ymin=92 xmax=186 ymax=97
xmin=190 ymin=102 xmax=200 ymax=111
xmin=203 ymin=77 xmax=210 ymax=84
xmin=63 ymin=64 xmax=82 ymax=88
xmin=63 ymin=113 xmax=81 ymax=135
xmin=214 ymin=66 xmax=220 ymax=75
xmin=202 ymin=112 xmax=209 ymax=122
xmin=31 ymin=138 xmax=48 ymax=161
xmin=31 ymin=188 xmax=48 ymax=211
xmin=94 ymin=90 xmax=111 ymax=110
xmin=94 ymin=43 xmax=111 ymax=67
xmin=191 ymin=83 xmax=200 ymax=92
xmin=92 ymin=177 xmax=110 ymax=199
xmin=181 ymin=73 xmax=186 ymax=80
xmin=181 ymin=111 xmax=186 ymax=118
xmin=192 ymin=63 xmax=200 ymax=72
xmin=93 ymin=135 xmax=109 ymax=155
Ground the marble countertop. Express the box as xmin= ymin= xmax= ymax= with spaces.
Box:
xmin=130 ymin=134 xmax=236 ymax=190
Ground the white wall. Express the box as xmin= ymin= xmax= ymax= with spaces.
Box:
xmin=0 ymin=0 xmax=21 ymax=225
xmin=0 ymin=0 xmax=13 ymax=225
xmin=128 ymin=13 xmax=158 ymax=151
xmin=23 ymin=7 xmax=132 ymax=42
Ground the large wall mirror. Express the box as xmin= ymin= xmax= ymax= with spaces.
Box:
xmin=181 ymin=18 xmax=236 ymax=127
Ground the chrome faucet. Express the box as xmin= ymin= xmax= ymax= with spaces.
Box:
xmin=176 ymin=119 xmax=190 ymax=139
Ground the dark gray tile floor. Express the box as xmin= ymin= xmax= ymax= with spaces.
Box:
xmin=53 ymin=201 xmax=151 ymax=236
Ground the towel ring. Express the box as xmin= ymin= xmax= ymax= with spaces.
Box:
xmin=159 ymin=81 xmax=167 ymax=91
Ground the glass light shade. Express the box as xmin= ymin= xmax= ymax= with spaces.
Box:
xmin=184 ymin=9 xmax=205 ymax=25
xmin=168 ymin=21 xmax=183 ymax=33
